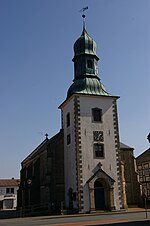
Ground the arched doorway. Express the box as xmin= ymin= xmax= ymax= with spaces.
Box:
xmin=94 ymin=180 xmax=105 ymax=210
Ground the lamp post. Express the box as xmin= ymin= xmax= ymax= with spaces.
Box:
xmin=21 ymin=184 xmax=25 ymax=217
xmin=143 ymin=190 xmax=148 ymax=219
xmin=27 ymin=179 xmax=32 ymax=211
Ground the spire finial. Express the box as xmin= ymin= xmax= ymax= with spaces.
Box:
xmin=82 ymin=14 xmax=86 ymax=30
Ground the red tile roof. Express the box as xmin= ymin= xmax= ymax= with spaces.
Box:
xmin=0 ymin=179 xmax=20 ymax=187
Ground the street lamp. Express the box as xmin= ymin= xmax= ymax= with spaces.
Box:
xmin=142 ymin=189 xmax=148 ymax=219
xmin=27 ymin=179 xmax=32 ymax=211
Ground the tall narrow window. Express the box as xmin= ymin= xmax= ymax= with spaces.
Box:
xmin=94 ymin=143 xmax=104 ymax=158
xmin=67 ymin=113 xmax=70 ymax=127
xmin=87 ymin=59 xmax=93 ymax=69
xmin=11 ymin=188 xmax=14 ymax=194
xmin=92 ymin=108 xmax=102 ymax=122
xmin=67 ymin=134 xmax=71 ymax=145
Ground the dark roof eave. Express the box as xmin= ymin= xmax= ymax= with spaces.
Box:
xmin=136 ymin=148 xmax=150 ymax=161
xmin=21 ymin=130 xmax=62 ymax=165
xmin=21 ymin=138 xmax=49 ymax=165
xmin=120 ymin=142 xmax=134 ymax=150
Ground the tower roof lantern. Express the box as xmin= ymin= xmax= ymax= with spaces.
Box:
xmin=73 ymin=21 xmax=97 ymax=57
xmin=66 ymin=12 xmax=115 ymax=100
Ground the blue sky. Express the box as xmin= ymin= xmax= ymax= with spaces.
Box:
xmin=0 ymin=0 xmax=149 ymax=179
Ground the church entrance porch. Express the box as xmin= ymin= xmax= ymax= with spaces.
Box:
xmin=87 ymin=166 xmax=116 ymax=212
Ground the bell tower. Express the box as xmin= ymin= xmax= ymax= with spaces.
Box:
xmin=59 ymin=14 xmax=123 ymax=213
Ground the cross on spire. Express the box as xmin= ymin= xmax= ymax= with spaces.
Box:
xmin=45 ymin=133 xmax=48 ymax=139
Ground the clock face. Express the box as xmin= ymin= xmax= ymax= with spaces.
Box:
xmin=93 ymin=131 xmax=104 ymax=142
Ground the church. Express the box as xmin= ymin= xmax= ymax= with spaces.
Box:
xmin=18 ymin=15 xmax=140 ymax=214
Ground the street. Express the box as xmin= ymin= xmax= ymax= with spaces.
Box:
xmin=0 ymin=210 xmax=149 ymax=226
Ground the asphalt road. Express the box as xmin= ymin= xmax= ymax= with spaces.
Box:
xmin=0 ymin=211 xmax=149 ymax=226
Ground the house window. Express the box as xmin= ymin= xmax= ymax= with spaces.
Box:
xmin=138 ymin=170 xmax=142 ymax=176
xmin=6 ymin=188 xmax=14 ymax=194
xmin=92 ymin=108 xmax=102 ymax=122
xmin=67 ymin=113 xmax=70 ymax=127
xmin=67 ymin=134 xmax=71 ymax=145
xmin=87 ymin=59 xmax=93 ymax=69
xmin=145 ymin=169 xmax=150 ymax=177
xmin=94 ymin=143 xmax=104 ymax=158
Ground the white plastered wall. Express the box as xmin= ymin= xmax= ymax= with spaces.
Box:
xmin=61 ymin=97 xmax=78 ymax=208
xmin=78 ymin=95 xmax=120 ymax=211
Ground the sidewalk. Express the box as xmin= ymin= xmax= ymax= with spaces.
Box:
xmin=127 ymin=207 xmax=149 ymax=213
xmin=26 ymin=208 xmax=150 ymax=226
xmin=25 ymin=207 xmax=150 ymax=220
xmin=0 ymin=207 xmax=149 ymax=220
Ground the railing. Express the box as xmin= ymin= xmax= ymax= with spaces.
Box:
xmin=20 ymin=201 xmax=78 ymax=217
xmin=0 ymin=210 xmax=20 ymax=219
xmin=20 ymin=201 xmax=63 ymax=217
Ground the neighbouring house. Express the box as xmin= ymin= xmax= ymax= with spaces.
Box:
xmin=0 ymin=178 xmax=20 ymax=210
xmin=136 ymin=148 xmax=150 ymax=206
xmin=120 ymin=143 xmax=141 ymax=207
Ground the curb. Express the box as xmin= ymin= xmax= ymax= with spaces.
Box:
xmin=24 ymin=208 xmax=150 ymax=221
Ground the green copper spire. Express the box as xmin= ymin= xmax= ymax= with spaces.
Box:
xmin=67 ymin=15 xmax=110 ymax=99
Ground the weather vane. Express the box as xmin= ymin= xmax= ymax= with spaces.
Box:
xmin=79 ymin=6 xmax=88 ymax=18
